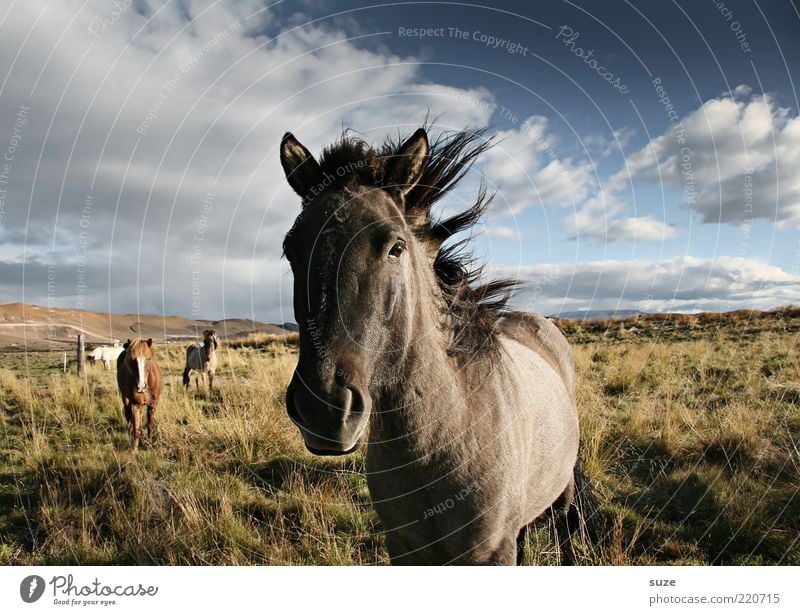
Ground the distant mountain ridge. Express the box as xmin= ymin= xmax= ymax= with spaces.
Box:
xmin=0 ymin=303 xmax=295 ymax=350
xmin=548 ymin=309 xmax=646 ymax=321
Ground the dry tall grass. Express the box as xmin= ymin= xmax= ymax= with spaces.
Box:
xmin=1 ymin=314 xmax=798 ymax=565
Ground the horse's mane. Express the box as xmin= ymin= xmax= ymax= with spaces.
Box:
xmin=317 ymin=126 xmax=517 ymax=357
xmin=125 ymin=338 xmax=153 ymax=357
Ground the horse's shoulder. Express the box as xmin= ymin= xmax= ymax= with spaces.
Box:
xmin=497 ymin=311 xmax=575 ymax=396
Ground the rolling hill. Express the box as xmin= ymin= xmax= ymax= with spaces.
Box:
xmin=0 ymin=303 xmax=292 ymax=350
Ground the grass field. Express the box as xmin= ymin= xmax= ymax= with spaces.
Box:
xmin=1 ymin=312 xmax=798 ymax=565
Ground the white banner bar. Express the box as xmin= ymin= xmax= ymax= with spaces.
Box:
xmin=1 ymin=566 xmax=796 ymax=614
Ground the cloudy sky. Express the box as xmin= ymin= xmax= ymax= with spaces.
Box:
xmin=0 ymin=0 xmax=798 ymax=322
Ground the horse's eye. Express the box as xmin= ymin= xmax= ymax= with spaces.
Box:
xmin=388 ymin=241 xmax=405 ymax=260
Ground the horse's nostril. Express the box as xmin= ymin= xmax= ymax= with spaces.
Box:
xmin=286 ymin=382 xmax=302 ymax=422
xmin=346 ymin=386 xmax=365 ymax=415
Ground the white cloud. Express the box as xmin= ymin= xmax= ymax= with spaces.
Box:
xmin=0 ymin=0 xmax=496 ymax=320
xmin=601 ymin=216 xmax=679 ymax=243
xmin=480 ymin=117 xmax=677 ymax=244
xmin=492 ymin=256 xmax=800 ymax=315
xmin=2 ymin=4 xmax=796 ymax=323
xmin=484 ymin=225 xmax=522 ymax=242
xmin=584 ymin=126 xmax=636 ymax=158
xmin=606 ymin=90 xmax=800 ymax=228
xmin=481 ymin=116 xmax=596 ymax=214
xmin=561 ymin=188 xmax=679 ymax=243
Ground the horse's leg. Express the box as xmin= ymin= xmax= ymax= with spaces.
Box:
xmin=384 ymin=535 xmax=420 ymax=565
xmin=489 ymin=534 xmax=519 ymax=566
xmin=551 ymin=476 xmax=578 ymax=565
xmin=182 ymin=366 xmax=190 ymax=388
xmin=516 ymin=525 xmax=529 ymax=565
xmin=131 ymin=404 xmax=141 ymax=451
xmin=123 ymin=401 xmax=132 ymax=445
xmin=208 ymin=370 xmax=214 ymax=390
xmin=147 ymin=403 xmax=155 ymax=443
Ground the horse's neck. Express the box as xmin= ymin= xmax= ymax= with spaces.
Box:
xmin=368 ymin=302 xmax=489 ymax=465
xmin=368 ymin=259 xmax=500 ymax=467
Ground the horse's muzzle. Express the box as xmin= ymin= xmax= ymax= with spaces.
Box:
xmin=285 ymin=370 xmax=370 ymax=455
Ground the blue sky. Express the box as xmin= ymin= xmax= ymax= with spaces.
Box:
xmin=0 ymin=0 xmax=798 ymax=322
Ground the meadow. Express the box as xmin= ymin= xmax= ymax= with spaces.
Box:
xmin=1 ymin=310 xmax=798 ymax=565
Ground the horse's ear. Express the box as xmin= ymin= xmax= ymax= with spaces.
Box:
xmin=280 ymin=132 xmax=324 ymax=201
xmin=146 ymin=338 xmax=153 ymax=347
xmin=124 ymin=339 xmax=131 ymax=349
xmin=384 ymin=128 xmax=429 ymax=200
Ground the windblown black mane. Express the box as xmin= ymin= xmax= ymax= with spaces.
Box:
xmin=316 ymin=127 xmax=517 ymax=357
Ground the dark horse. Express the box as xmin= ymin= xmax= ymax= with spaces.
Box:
xmin=117 ymin=338 xmax=163 ymax=450
xmin=281 ymin=126 xmax=591 ymax=565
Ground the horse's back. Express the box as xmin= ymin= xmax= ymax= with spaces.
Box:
xmin=185 ymin=343 xmax=216 ymax=373
xmin=104 ymin=347 xmax=123 ymax=362
xmin=498 ymin=311 xmax=575 ymax=398
xmin=185 ymin=344 xmax=201 ymax=368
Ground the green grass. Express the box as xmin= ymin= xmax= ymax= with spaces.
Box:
xmin=1 ymin=312 xmax=798 ymax=565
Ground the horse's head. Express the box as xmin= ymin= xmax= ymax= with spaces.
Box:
xmin=280 ymin=126 xmax=501 ymax=455
xmin=280 ymin=129 xmax=437 ymax=455
xmin=124 ymin=338 xmax=155 ymax=394
xmin=203 ymin=329 xmax=218 ymax=356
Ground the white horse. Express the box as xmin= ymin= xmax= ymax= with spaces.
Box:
xmin=88 ymin=345 xmax=123 ymax=370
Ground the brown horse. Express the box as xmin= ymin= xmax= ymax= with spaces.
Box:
xmin=280 ymin=126 xmax=593 ymax=565
xmin=117 ymin=338 xmax=162 ymax=450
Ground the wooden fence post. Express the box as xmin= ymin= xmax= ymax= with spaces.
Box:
xmin=77 ymin=334 xmax=85 ymax=376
